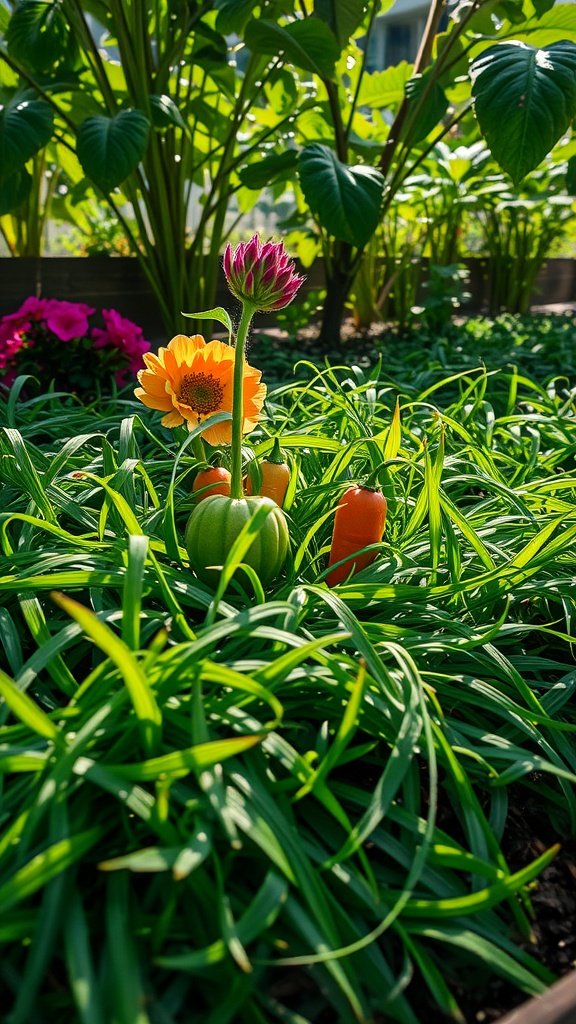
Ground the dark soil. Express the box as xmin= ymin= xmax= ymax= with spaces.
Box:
xmin=457 ymin=794 xmax=576 ymax=1024
xmin=249 ymin=319 xmax=389 ymax=383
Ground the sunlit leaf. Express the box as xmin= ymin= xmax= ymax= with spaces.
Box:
xmin=0 ymin=98 xmax=53 ymax=179
xmin=470 ymin=39 xmax=576 ymax=182
xmin=314 ymin=0 xmax=368 ymax=49
xmin=245 ymin=17 xmax=340 ymax=80
xmin=298 ymin=143 xmax=384 ymax=247
xmin=6 ymin=0 xmax=77 ymax=73
xmin=76 ymin=110 xmax=150 ymax=192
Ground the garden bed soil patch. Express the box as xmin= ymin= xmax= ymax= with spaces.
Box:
xmin=457 ymin=795 xmax=576 ymax=1023
xmin=249 ymin=320 xmax=387 ymax=379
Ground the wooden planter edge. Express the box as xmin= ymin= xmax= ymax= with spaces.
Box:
xmin=495 ymin=969 xmax=576 ymax=1024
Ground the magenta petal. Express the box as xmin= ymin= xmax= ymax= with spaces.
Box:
xmin=275 ymin=268 xmax=293 ymax=289
xmin=245 ymin=235 xmax=260 ymax=266
xmin=232 ymin=249 xmax=245 ymax=277
xmin=262 ymin=265 xmax=278 ymax=286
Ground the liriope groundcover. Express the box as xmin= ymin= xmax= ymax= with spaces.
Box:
xmin=1 ymin=308 xmax=576 ymax=1023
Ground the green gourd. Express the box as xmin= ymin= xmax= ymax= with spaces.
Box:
xmin=185 ymin=494 xmax=289 ymax=586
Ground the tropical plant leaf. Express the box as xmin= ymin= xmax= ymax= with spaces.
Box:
xmin=405 ymin=70 xmax=449 ymax=144
xmin=298 ymin=143 xmax=384 ymax=248
xmin=0 ymin=98 xmax=53 ymax=179
xmin=239 ymin=150 xmax=299 ymax=190
xmin=215 ymin=0 xmax=261 ymax=34
xmin=511 ymin=3 xmax=576 ymax=40
xmin=264 ymin=69 xmax=299 ymax=116
xmin=313 ymin=0 xmax=368 ymax=50
xmin=190 ymin=20 xmax=228 ymax=68
xmin=356 ymin=61 xmax=413 ymax=109
xmin=0 ymin=167 xmax=31 ymax=214
xmin=245 ymin=17 xmax=340 ymax=80
xmin=76 ymin=110 xmax=150 ymax=192
xmin=496 ymin=0 xmax=531 ymax=24
xmin=470 ymin=39 xmax=576 ymax=183
xmin=6 ymin=0 xmax=77 ymax=73
xmin=149 ymin=93 xmax=186 ymax=131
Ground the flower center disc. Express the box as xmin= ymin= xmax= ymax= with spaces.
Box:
xmin=179 ymin=371 xmax=224 ymax=415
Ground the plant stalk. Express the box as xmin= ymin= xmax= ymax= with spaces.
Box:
xmin=230 ymin=302 xmax=256 ymax=500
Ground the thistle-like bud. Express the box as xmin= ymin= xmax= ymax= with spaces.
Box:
xmin=223 ymin=234 xmax=305 ymax=311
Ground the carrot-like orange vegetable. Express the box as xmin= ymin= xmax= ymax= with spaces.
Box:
xmin=192 ymin=464 xmax=231 ymax=502
xmin=245 ymin=438 xmax=291 ymax=508
xmin=326 ymin=485 xmax=387 ymax=587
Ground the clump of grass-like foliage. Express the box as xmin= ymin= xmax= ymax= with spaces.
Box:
xmin=1 ymin=317 xmax=575 ymax=1024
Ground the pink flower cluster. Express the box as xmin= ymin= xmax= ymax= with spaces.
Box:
xmin=0 ymin=296 xmax=150 ymax=391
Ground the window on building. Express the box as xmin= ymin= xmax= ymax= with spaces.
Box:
xmin=386 ymin=23 xmax=414 ymax=65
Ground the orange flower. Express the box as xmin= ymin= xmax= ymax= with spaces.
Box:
xmin=134 ymin=334 xmax=266 ymax=446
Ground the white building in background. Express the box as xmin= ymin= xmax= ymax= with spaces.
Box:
xmin=369 ymin=0 xmax=576 ymax=70
xmin=366 ymin=0 xmax=432 ymax=70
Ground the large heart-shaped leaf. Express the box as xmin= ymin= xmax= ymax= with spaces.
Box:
xmin=245 ymin=17 xmax=340 ymax=80
xmin=76 ymin=110 xmax=150 ymax=192
xmin=0 ymin=98 xmax=53 ymax=179
xmin=470 ymin=40 xmax=576 ymax=183
xmin=298 ymin=144 xmax=384 ymax=248
xmin=404 ymin=71 xmax=449 ymax=144
xmin=215 ymin=0 xmax=260 ymax=34
xmin=6 ymin=0 xmax=77 ymax=73
xmin=0 ymin=168 xmax=31 ymax=215
xmin=313 ymin=0 xmax=368 ymax=50
xmin=240 ymin=150 xmax=299 ymax=190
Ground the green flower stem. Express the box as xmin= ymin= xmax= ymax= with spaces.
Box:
xmin=230 ymin=301 xmax=257 ymax=500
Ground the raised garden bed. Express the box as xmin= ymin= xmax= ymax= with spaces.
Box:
xmin=496 ymin=971 xmax=576 ymax=1024
xmin=0 ymin=257 xmax=575 ymax=340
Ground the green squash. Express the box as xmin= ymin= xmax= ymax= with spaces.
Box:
xmin=185 ymin=494 xmax=289 ymax=586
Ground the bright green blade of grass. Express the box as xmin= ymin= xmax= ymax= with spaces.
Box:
xmin=51 ymin=591 xmax=162 ymax=756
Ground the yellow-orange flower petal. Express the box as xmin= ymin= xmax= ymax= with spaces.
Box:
xmin=134 ymin=334 xmax=265 ymax=443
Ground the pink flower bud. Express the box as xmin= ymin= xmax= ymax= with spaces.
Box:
xmin=223 ymin=233 xmax=305 ymax=312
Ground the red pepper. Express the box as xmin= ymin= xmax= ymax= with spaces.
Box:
xmin=192 ymin=464 xmax=231 ymax=502
xmin=326 ymin=485 xmax=387 ymax=587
